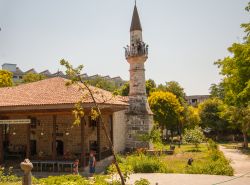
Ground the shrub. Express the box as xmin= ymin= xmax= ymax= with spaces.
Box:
xmin=39 ymin=175 xmax=89 ymax=185
xmin=134 ymin=178 xmax=150 ymax=185
xmin=108 ymin=154 xmax=173 ymax=174
xmin=185 ymin=142 xmax=234 ymax=176
xmin=38 ymin=174 xmax=122 ymax=185
xmin=0 ymin=166 xmax=20 ymax=183
xmin=207 ymin=139 xmax=218 ymax=150
xmin=108 ymin=162 xmax=133 ymax=183
xmin=183 ymin=126 xmax=205 ymax=150
xmin=186 ymin=158 xmax=233 ymax=176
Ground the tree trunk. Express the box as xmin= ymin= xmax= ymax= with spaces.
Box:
xmin=171 ymin=130 xmax=173 ymax=145
xmin=242 ymin=131 xmax=248 ymax=149
xmin=161 ymin=124 xmax=164 ymax=141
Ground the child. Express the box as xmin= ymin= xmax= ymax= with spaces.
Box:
xmin=89 ymin=151 xmax=96 ymax=176
xmin=73 ymin=159 xmax=79 ymax=175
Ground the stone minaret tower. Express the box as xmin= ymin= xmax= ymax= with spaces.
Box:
xmin=124 ymin=3 xmax=153 ymax=150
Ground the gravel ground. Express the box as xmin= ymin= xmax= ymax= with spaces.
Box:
xmin=219 ymin=145 xmax=250 ymax=177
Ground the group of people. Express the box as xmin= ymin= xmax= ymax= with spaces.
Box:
xmin=73 ymin=150 xmax=96 ymax=176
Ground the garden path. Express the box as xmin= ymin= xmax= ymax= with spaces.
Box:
xmin=127 ymin=173 xmax=250 ymax=185
xmin=219 ymin=145 xmax=250 ymax=177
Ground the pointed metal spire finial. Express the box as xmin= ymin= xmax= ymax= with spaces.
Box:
xmin=130 ymin=1 xmax=142 ymax=31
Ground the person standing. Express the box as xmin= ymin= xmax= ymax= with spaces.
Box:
xmin=73 ymin=159 xmax=79 ymax=175
xmin=89 ymin=151 xmax=96 ymax=176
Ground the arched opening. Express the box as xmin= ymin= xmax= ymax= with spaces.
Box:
xmin=56 ymin=140 xmax=64 ymax=156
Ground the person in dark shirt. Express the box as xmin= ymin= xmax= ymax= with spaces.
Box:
xmin=89 ymin=151 xmax=96 ymax=176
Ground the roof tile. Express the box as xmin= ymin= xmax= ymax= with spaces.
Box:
xmin=0 ymin=77 xmax=128 ymax=107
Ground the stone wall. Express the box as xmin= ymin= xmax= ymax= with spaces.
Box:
xmin=126 ymin=113 xmax=153 ymax=149
xmin=113 ymin=110 xmax=126 ymax=153
xmin=7 ymin=113 xmax=112 ymax=157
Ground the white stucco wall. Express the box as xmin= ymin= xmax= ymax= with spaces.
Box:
xmin=113 ymin=110 xmax=127 ymax=153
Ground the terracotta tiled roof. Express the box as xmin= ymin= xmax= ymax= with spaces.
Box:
xmin=0 ymin=77 xmax=128 ymax=107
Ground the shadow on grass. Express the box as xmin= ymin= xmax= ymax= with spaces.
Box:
xmin=186 ymin=149 xmax=202 ymax=153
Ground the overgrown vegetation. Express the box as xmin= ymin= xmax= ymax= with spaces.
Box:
xmin=0 ymin=173 xmax=122 ymax=185
xmin=185 ymin=140 xmax=233 ymax=176
xmin=0 ymin=167 xmax=20 ymax=183
xmin=108 ymin=142 xmax=233 ymax=176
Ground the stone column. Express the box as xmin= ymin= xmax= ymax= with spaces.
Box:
xmin=0 ymin=125 xmax=3 ymax=164
xmin=26 ymin=124 xmax=30 ymax=158
xmin=110 ymin=115 xmax=113 ymax=143
xmin=97 ymin=119 xmax=101 ymax=160
xmin=52 ymin=115 xmax=57 ymax=160
xmin=81 ymin=117 xmax=86 ymax=167
xmin=20 ymin=159 xmax=33 ymax=185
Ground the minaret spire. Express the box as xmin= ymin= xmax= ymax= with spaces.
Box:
xmin=130 ymin=2 xmax=142 ymax=32
xmin=124 ymin=2 xmax=153 ymax=150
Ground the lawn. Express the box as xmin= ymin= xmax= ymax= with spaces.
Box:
xmin=109 ymin=143 xmax=234 ymax=176
xmin=221 ymin=143 xmax=250 ymax=156
xmin=161 ymin=144 xmax=210 ymax=173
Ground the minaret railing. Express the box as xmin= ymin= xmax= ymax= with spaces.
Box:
xmin=124 ymin=41 xmax=148 ymax=59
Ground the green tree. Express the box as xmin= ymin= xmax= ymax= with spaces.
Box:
xmin=209 ymin=83 xmax=225 ymax=100
xmin=157 ymin=83 xmax=166 ymax=91
xmin=148 ymin=91 xmax=184 ymax=135
xmin=87 ymin=77 xmax=117 ymax=92
xmin=156 ymin=81 xmax=186 ymax=103
xmin=119 ymin=82 xmax=129 ymax=96
xmin=184 ymin=106 xmax=200 ymax=129
xmin=223 ymin=105 xmax=250 ymax=148
xmin=22 ymin=73 xmax=46 ymax=83
xmin=183 ymin=126 xmax=205 ymax=150
xmin=157 ymin=81 xmax=187 ymax=143
xmin=214 ymin=2 xmax=250 ymax=148
xmin=198 ymin=98 xmax=229 ymax=137
xmin=164 ymin=81 xmax=186 ymax=105
xmin=146 ymin=79 xmax=156 ymax=96
xmin=119 ymin=79 xmax=156 ymax=97
xmin=0 ymin=70 xmax=13 ymax=87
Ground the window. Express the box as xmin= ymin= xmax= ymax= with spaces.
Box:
xmin=192 ymin=99 xmax=197 ymax=103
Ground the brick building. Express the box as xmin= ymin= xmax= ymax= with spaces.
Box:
xmin=1 ymin=63 xmax=126 ymax=87
xmin=186 ymin=95 xmax=210 ymax=107
xmin=0 ymin=77 xmax=128 ymax=165
xmin=0 ymin=3 xmax=152 ymax=166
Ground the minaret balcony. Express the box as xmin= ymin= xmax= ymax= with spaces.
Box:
xmin=124 ymin=41 xmax=148 ymax=59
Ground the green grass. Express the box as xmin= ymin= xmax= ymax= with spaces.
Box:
xmin=161 ymin=144 xmax=209 ymax=173
xmin=0 ymin=183 xmax=21 ymax=185
xmin=109 ymin=143 xmax=234 ymax=176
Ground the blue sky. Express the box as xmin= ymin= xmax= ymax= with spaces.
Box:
xmin=0 ymin=0 xmax=249 ymax=95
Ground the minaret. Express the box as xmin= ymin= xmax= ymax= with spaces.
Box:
xmin=124 ymin=3 xmax=153 ymax=150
